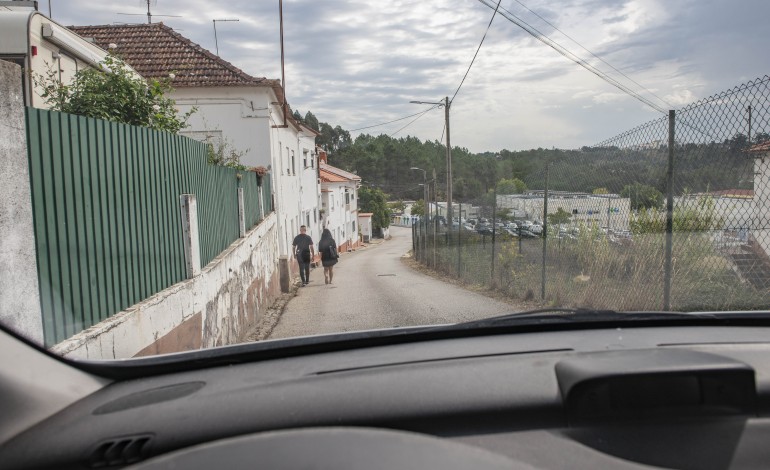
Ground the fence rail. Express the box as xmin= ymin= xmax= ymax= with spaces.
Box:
xmin=413 ymin=75 xmax=770 ymax=312
xmin=26 ymin=108 xmax=272 ymax=346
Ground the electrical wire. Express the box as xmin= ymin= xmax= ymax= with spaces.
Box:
xmin=389 ymin=105 xmax=441 ymax=137
xmin=476 ymin=0 xmax=667 ymax=114
xmin=349 ymin=106 xmax=439 ymax=132
xmin=504 ymin=0 xmax=671 ymax=110
xmin=451 ymin=0 xmax=502 ymax=104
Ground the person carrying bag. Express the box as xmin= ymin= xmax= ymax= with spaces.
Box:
xmin=318 ymin=229 xmax=339 ymax=285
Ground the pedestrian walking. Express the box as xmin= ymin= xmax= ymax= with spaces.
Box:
xmin=292 ymin=225 xmax=314 ymax=286
xmin=318 ymin=228 xmax=339 ymax=285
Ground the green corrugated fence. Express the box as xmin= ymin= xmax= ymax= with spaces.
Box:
xmin=26 ymin=108 xmax=272 ymax=346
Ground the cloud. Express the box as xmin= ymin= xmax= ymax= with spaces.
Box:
xmin=44 ymin=0 xmax=770 ymax=152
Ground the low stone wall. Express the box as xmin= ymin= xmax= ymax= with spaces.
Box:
xmin=52 ymin=213 xmax=281 ymax=359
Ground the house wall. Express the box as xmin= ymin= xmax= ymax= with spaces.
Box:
xmin=173 ymin=86 xmax=320 ymax=264
xmin=321 ymin=181 xmax=359 ymax=251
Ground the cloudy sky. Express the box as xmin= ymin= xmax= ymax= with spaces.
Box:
xmin=47 ymin=0 xmax=770 ymax=153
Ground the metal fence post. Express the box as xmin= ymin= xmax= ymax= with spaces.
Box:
xmin=541 ymin=163 xmax=550 ymax=301
xmin=457 ymin=202 xmax=462 ymax=277
xmin=664 ymin=110 xmax=675 ymax=310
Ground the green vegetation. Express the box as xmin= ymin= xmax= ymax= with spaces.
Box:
xmin=35 ymin=54 xmax=194 ymax=134
xmin=621 ymin=183 xmax=664 ymax=210
xmin=358 ymin=186 xmax=391 ymax=230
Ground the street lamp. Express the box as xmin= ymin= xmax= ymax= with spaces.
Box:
xmin=410 ymin=97 xmax=452 ymax=227
xmin=410 ymin=167 xmax=427 ymax=211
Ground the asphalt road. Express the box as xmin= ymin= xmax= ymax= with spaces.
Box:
xmin=268 ymin=226 xmax=521 ymax=339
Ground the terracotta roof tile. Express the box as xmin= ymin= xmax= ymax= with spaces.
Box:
xmin=68 ymin=23 xmax=273 ymax=88
xmin=319 ymin=168 xmax=348 ymax=183
xmin=320 ymin=162 xmax=361 ymax=182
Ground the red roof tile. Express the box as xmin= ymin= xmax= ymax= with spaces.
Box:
xmin=320 ymin=163 xmax=361 ymax=182
xmin=68 ymin=23 xmax=274 ymax=89
xmin=319 ymin=168 xmax=348 ymax=183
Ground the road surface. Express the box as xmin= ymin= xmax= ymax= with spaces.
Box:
xmin=268 ymin=226 xmax=522 ymax=339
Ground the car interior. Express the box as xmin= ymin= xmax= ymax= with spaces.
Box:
xmin=3 ymin=316 xmax=770 ymax=470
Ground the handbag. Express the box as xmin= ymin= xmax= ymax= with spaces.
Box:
xmin=329 ymin=245 xmax=338 ymax=259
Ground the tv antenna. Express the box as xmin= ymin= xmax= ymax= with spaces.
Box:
xmin=213 ymin=18 xmax=239 ymax=56
xmin=117 ymin=0 xmax=181 ymax=24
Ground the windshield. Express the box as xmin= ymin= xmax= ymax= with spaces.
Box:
xmin=2 ymin=0 xmax=769 ymax=361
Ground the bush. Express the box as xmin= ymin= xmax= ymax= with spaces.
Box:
xmin=35 ymin=54 xmax=194 ymax=134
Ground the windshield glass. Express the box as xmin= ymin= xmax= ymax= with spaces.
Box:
xmin=1 ymin=0 xmax=769 ymax=361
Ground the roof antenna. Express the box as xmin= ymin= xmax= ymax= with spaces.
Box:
xmin=213 ymin=18 xmax=239 ymax=56
xmin=146 ymin=0 xmax=155 ymax=24
xmin=117 ymin=1 xmax=181 ymax=25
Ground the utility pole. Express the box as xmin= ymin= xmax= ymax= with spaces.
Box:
xmin=410 ymin=98 xmax=452 ymax=227
xmin=444 ymin=96 xmax=452 ymax=228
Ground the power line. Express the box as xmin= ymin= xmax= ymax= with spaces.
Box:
xmin=389 ymin=105 xmax=440 ymax=137
xmin=349 ymin=106 xmax=439 ymax=132
xmin=504 ymin=0 xmax=671 ymax=110
xmin=476 ymin=0 xmax=667 ymax=114
xmin=451 ymin=0 xmax=502 ymax=104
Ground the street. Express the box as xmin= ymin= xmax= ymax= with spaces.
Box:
xmin=268 ymin=226 xmax=522 ymax=339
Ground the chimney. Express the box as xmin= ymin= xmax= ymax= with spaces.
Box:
xmin=318 ymin=148 xmax=328 ymax=164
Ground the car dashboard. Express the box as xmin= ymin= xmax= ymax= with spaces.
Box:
xmin=3 ymin=324 xmax=770 ymax=469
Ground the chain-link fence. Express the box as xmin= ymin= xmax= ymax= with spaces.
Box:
xmin=413 ymin=75 xmax=770 ymax=311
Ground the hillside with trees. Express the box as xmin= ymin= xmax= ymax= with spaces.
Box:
xmin=295 ymin=111 xmax=764 ymax=204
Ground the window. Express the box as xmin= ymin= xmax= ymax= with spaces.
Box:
xmin=290 ymin=149 xmax=295 ymax=175
xmin=303 ymin=149 xmax=308 ymax=168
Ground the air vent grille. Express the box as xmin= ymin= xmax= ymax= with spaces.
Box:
xmin=87 ymin=435 xmax=152 ymax=468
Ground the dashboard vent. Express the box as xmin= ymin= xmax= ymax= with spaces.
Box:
xmin=87 ymin=434 xmax=152 ymax=468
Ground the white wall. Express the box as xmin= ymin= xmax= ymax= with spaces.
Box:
xmin=173 ymin=86 xmax=320 ymax=258
xmin=52 ymin=213 xmax=282 ymax=359
xmin=321 ymin=181 xmax=358 ymax=249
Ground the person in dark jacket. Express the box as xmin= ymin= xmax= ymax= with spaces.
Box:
xmin=292 ymin=225 xmax=314 ymax=286
xmin=318 ymin=228 xmax=338 ymax=285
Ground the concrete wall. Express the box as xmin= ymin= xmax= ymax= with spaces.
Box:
xmin=0 ymin=59 xmax=44 ymax=344
xmin=51 ymin=213 xmax=282 ymax=359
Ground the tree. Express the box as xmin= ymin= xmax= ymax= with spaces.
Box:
xmin=388 ymin=200 xmax=406 ymax=213
xmin=35 ymin=54 xmax=193 ymax=134
xmin=592 ymin=187 xmax=609 ymax=195
xmin=621 ymin=183 xmax=664 ymax=211
xmin=496 ymin=178 xmax=527 ymax=194
xmin=411 ymin=199 xmax=426 ymax=217
xmin=304 ymin=111 xmax=320 ymax=131
xmin=630 ymin=195 xmax=723 ymax=234
xmin=547 ymin=207 xmax=571 ymax=226
xmin=358 ymin=186 xmax=391 ymax=230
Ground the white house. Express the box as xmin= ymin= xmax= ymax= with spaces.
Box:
xmin=319 ymin=150 xmax=361 ymax=252
xmin=0 ymin=4 xmax=126 ymax=107
xmin=69 ymin=23 xmax=322 ymax=262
